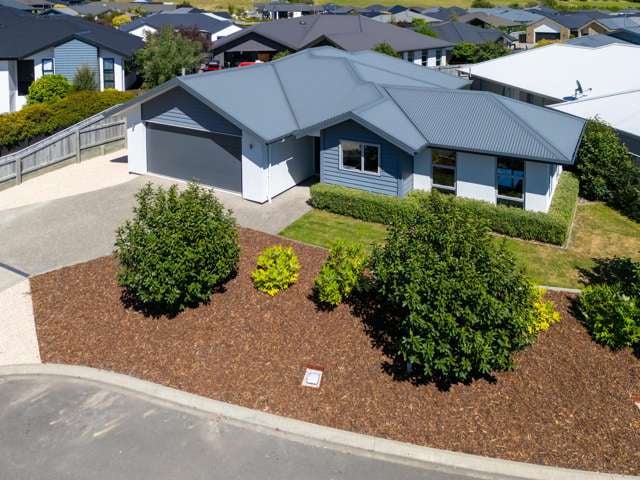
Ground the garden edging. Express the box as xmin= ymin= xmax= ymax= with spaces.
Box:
xmin=0 ymin=363 xmax=632 ymax=480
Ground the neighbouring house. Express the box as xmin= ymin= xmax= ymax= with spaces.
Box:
xmin=430 ymin=21 xmax=513 ymax=47
xmin=369 ymin=10 xmax=440 ymax=25
xmin=121 ymin=11 xmax=241 ymax=42
xmin=71 ymin=1 xmax=177 ymax=17
xmin=211 ymin=15 xmax=454 ymax=67
xmin=457 ymin=12 xmax=521 ymax=33
xmin=0 ymin=7 xmax=143 ymax=113
xmin=465 ymin=43 xmax=640 ymax=106
xmin=418 ymin=7 xmax=467 ymax=21
xmin=115 ymin=47 xmax=584 ymax=213
xmin=552 ymin=89 xmax=640 ymax=160
xmin=256 ymin=3 xmax=321 ymax=20
xmin=525 ymin=12 xmax=611 ymax=43
xmin=468 ymin=7 xmax=543 ymax=25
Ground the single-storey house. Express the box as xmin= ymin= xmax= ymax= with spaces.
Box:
xmin=114 ymin=47 xmax=585 ymax=213
xmin=525 ymin=12 xmax=610 ymax=43
xmin=430 ymin=21 xmax=513 ymax=47
xmin=0 ymin=6 xmax=143 ymax=113
xmin=457 ymin=12 xmax=521 ymax=33
xmin=468 ymin=7 xmax=543 ymax=24
xmin=211 ymin=14 xmax=454 ymax=67
xmin=71 ymin=1 xmax=177 ymax=17
xmin=552 ymin=89 xmax=640 ymax=160
xmin=465 ymin=43 xmax=640 ymax=106
xmin=256 ymin=3 xmax=321 ymax=20
xmin=369 ymin=10 xmax=440 ymax=25
xmin=121 ymin=11 xmax=241 ymax=42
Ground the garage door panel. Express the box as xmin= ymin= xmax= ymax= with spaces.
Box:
xmin=146 ymin=123 xmax=242 ymax=193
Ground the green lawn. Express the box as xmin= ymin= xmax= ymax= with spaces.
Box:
xmin=280 ymin=202 xmax=640 ymax=289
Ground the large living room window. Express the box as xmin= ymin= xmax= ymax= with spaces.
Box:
xmin=339 ymin=140 xmax=380 ymax=175
xmin=431 ymin=149 xmax=456 ymax=193
xmin=496 ymin=157 xmax=525 ymax=208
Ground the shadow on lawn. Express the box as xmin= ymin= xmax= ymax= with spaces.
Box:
xmin=348 ymin=287 xmax=496 ymax=392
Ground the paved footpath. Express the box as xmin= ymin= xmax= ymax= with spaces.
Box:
xmin=0 ymin=374 xmax=469 ymax=480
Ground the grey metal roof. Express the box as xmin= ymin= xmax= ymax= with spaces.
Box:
xmin=0 ymin=0 xmax=31 ymax=11
xmin=597 ymin=15 xmax=640 ymax=30
xmin=430 ymin=21 xmax=508 ymax=45
xmin=71 ymin=1 xmax=176 ymax=16
xmin=115 ymin=46 xmax=583 ymax=164
xmin=565 ymin=33 xmax=630 ymax=47
xmin=212 ymin=14 xmax=453 ymax=55
xmin=608 ymin=26 xmax=640 ymax=45
xmin=0 ymin=6 xmax=143 ymax=58
xmin=541 ymin=11 xmax=611 ymax=29
xmin=468 ymin=7 xmax=542 ymax=23
xmin=121 ymin=12 xmax=234 ymax=34
xmin=226 ymin=38 xmax=276 ymax=52
xmin=457 ymin=12 xmax=521 ymax=28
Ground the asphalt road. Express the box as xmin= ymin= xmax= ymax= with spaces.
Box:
xmin=0 ymin=176 xmax=311 ymax=291
xmin=0 ymin=375 xmax=470 ymax=480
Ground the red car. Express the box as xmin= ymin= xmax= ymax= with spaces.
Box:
xmin=238 ymin=61 xmax=259 ymax=67
xmin=202 ymin=61 xmax=221 ymax=72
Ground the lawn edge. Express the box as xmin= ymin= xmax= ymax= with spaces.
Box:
xmin=0 ymin=364 xmax=631 ymax=480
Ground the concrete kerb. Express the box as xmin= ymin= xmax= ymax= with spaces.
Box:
xmin=0 ymin=364 xmax=632 ymax=480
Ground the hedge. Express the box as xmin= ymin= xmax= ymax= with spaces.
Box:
xmin=0 ymin=89 xmax=135 ymax=155
xmin=309 ymin=172 xmax=579 ymax=245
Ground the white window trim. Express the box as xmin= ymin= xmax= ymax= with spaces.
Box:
xmin=42 ymin=58 xmax=54 ymax=75
xmin=103 ymin=57 xmax=115 ymax=89
xmin=496 ymin=157 xmax=526 ymax=208
xmin=431 ymin=149 xmax=457 ymax=193
xmin=339 ymin=140 xmax=381 ymax=176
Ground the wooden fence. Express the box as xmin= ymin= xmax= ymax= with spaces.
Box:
xmin=0 ymin=105 xmax=127 ymax=189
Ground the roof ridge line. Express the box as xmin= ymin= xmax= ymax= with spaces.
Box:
xmin=382 ymin=86 xmax=432 ymax=146
xmin=271 ymin=62 xmax=301 ymax=130
xmin=487 ymin=93 xmax=570 ymax=161
xmin=348 ymin=57 xmax=455 ymax=89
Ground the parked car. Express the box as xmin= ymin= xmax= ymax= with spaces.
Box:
xmin=202 ymin=61 xmax=221 ymax=72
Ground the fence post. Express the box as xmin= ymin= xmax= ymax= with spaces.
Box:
xmin=15 ymin=156 xmax=22 ymax=185
xmin=75 ymin=129 xmax=81 ymax=163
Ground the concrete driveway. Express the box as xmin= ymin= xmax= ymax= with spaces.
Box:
xmin=0 ymin=158 xmax=311 ymax=291
xmin=0 ymin=374 xmax=469 ymax=480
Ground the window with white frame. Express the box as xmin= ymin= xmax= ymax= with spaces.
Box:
xmin=407 ymin=51 xmax=414 ymax=63
xmin=340 ymin=140 xmax=380 ymax=175
xmin=496 ymin=157 xmax=525 ymax=208
xmin=431 ymin=149 xmax=456 ymax=193
xmin=103 ymin=58 xmax=115 ymax=89
xmin=42 ymin=58 xmax=54 ymax=76
xmin=435 ymin=48 xmax=442 ymax=66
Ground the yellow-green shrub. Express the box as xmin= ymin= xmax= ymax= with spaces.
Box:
xmin=529 ymin=288 xmax=561 ymax=334
xmin=251 ymin=245 xmax=300 ymax=296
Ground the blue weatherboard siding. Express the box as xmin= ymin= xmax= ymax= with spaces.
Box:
xmin=142 ymin=87 xmax=241 ymax=136
xmin=320 ymin=120 xmax=413 ymax=196
xmin=53 ymin=39 xmax=98 ymax=82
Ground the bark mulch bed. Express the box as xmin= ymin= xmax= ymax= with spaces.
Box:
xmin=31 ymin=229 xmax=640 ymax=475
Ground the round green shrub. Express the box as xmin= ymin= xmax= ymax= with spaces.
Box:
xmin=27 ymin=75 xmax=71 ymax=104
xmin=314 ymin=240 xmax=367 ymax=308
xmin=251 ymin=245 xmax=300 ymax=296
xmin=370 ymin=193 xmax=537 ymax=383
xmin=114 ymin=182 xmax=239 ymax=313
xmin=578 ymin=284 xmax=640 ymax=349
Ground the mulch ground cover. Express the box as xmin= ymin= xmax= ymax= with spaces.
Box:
xmin=31 ymin=229 xmax=640 ymax=475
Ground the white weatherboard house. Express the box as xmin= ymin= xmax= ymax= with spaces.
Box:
xmin=0 ymin=7 xmax=143 ymax=113
xmin=114 ymin=47 xmax=585 ymax=213
xmin=121 ymin=12 xmax=241 ymax=43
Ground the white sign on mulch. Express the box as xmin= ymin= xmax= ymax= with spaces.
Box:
xmin=302 ymin=367 xmax=323 ymax=388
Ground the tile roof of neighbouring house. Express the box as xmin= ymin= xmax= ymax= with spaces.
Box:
xmin=551 ymin=89 xmax=640 ymax=140
xmin=0 ymin=6 xmax=144 ymax=58
xmin=430 ymin=20 xmax=508 ymax=45
xmin=212 ymin=14 xmax=453 ymax=54
xmin=113 ymin=47 xmax=584 ymax=164
xmin=121 ymin=12 xmax=237 ymax=35
xmin=466 ymin=43 xmax=640 ymax=102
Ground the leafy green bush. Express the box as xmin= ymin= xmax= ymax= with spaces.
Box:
xmin=372 ymin=42 xmax=401 ymax=58
xmin=314 ymin=240 xmax=368 ymax=308
xmin=27 ymin=75 xmax=71 ymax=104
xmin=450 ymin=42 xmax=510 ymax=64
xmin=530 ymin=288 xmax=561 ymax=334
xmin=370 ymin=193 xmax=536 ymax=382
xmin=114 ymin=182 xmax=239 ymax=313
xmin=251 ymin=245 xmax=300 ymax=296
xmin=576 ymin=119 xmax=640 ymax=221
xmin=309 ymin=172 xmax=578 ymax=245
xmin=73 ymin=65 xmax=97 ymax=91
xmin=0 ymin=90 xmax=134 ymax=154
xmin=578 ymin=284 xmax=640 ymax=349
xmin=586 ymin=257 xmax=640 ymax=298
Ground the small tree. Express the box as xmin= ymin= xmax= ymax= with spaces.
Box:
xmin=115 ymin=182 xmax=239 ymax=313
xmin=27 ymin=75 xmax=71 ymax=104
xmin=112 ymin=14 xmax=131 ymax=27
xmin=471 ymin=0 xmax=495 ymax=7
xmin=450 ymin=42 xmax=509 ymax=64
xmin=370 ymin=193 xmax=536 ymax=383
xmin=372 ymin=42 xmax=400 ymax=58
xmin=73 ymin=65 xmax=97 ymax=91
xmin=575 ymin=119 xmax=640 ymax=221
xmin=136 ymin=26 xmax=202 ymax=88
